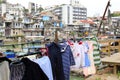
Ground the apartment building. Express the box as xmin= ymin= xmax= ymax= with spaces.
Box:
xmin=28 ymin=2 xmax=41 ymax=13
xmin=53 ymin=0 xmax=87 ymax=25
xmin=0 ymin=2 xmax=24 ymax=38
xmin=0 ymin=1 xmax=24 ymax=18
xmin=28 ymin=2 xmax=36 ymax=13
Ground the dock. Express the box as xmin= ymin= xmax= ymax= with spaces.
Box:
xmin=101 ymin=53 xmax=120 ymax=74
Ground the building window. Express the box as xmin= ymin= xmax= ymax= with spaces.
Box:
xmin=38 ymin=25 xmax=40 ymax=28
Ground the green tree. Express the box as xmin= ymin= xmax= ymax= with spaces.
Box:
xmin=111 ymin=13 xmax=120 ymax=17
xmin=0 ymin=0 xmax=6 ymax=3
xmin=70 ymin=31 xmax=76 ymax=39
xmin=0 ymin=0 xmax=2 ymax=4
xmin=23 ymin=7 xmax=29 ymax=15
xmin=37 ymin=6 xmax=44 ymax=12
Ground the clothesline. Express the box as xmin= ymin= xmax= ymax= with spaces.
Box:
xmin=0 ymin=37 xmax=102 ymax=80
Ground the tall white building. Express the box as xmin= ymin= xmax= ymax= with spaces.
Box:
xmin=1 ymin=2 xmax=6 ymax=16
xmin=28 ymin=2 xmax=40 ymax=13
xmin=28 ymin=2 xmax=35 ymax=13
xmin=53 ymin=0 xmax=87 ymax=25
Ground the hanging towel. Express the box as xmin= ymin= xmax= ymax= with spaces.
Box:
xmin=0 ymin=61 xmax=10 ymax=80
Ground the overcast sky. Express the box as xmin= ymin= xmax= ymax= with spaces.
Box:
xmin=7 ymin=0 xmax=120 ymax=17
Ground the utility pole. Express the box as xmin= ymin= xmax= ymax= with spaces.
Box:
xmin=97 ymin=0 xmax=111 ymax=37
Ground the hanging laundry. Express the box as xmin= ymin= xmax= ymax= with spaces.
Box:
xmin=82 ymin=41 xmax=90 ymax=67
xmin=0 ymin=61 xmax=10 ymax=80
xmin=47 ymin=42 xmax=75 ymax=80
xmin=70 ymin=42 xmax=83 ymax=69
xmin=83 ymin=41 xmax=96 ymax=76
xmin=90 ymin=37 xmax=101 ymax=66
xmin=47 ymin=42 xmax=65 ymax=80
xmin=10 ymin=62 xmax=25 ymax=80
xmin=21 ymin=58 xmax=48 ymax=80
xmin=59 ymin=42 xmax=75 ymax=80
xmin=33 ymin=56 xmax=53 ymax=80
xmin=88 ymin=41 xmax=96 ymax=74
xmin=70 ymin=41 xmax=90 ymax=69
xmin=0 ymin=52 xmax=11 ymax=80
xmin=82 ymin=36 xmax=101 ymax=66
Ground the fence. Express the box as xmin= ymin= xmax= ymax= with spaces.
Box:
xmin=98 ymin=39 xmax=120 ymax=56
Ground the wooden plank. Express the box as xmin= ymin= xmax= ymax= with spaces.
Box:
xmin=99 ymin=39 xmax=120 ymax=56
xmin=101 ymin=53 xmax=120 ymax=74
xmin=99 ymin=40 xmax=120 ymax=74
xmin=101 ymin=53 xmax=120 ymax=64
xmin=113 ymin=65 xmax=117 ymax=74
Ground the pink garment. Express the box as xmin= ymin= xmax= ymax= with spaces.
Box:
xmin=83 ymin=41 xmax=96 ymax=76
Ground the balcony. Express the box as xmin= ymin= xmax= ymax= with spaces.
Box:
xmin=22 ymin=28 xmax=43 ymax=32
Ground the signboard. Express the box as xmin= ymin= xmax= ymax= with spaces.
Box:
xmin=42 ymin=16 xmax=50 ymax=21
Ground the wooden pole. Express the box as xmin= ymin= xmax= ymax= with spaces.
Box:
xmin=54 ymin=28 xmax=58 ymax=43
xmin=97 ymin=0 xmax=111 ymax=37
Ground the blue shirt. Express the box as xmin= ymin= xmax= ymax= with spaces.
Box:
xmin=47 ymin=42 xmax=65 ymax=80
xmin=59 ymin=42 xmax=75 ymax=80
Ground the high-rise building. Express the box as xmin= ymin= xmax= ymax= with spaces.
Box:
xmin=28 ymin=2 xmax=41 ymax=14
xmin=28 ymin=2 xmax=35 ymax=13
xmin=0 ymin=0 xmax=7 ymax=16
xmin=53 ymin=0 xmax=87 ymax=25
xmin=28 ymin=2 xmax=39 ymax=13
xmin=1 ymin=2 xmax=6 ymax=16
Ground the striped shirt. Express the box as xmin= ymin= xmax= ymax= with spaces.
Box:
xmin=59 ymin=43 xmax=75 ymax=80
xmin=83 ymin=36 xmax=101 ymax=66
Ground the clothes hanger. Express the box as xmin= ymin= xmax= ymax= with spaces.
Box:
xmin=10 ymin=58 xmax=21 ymax=65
